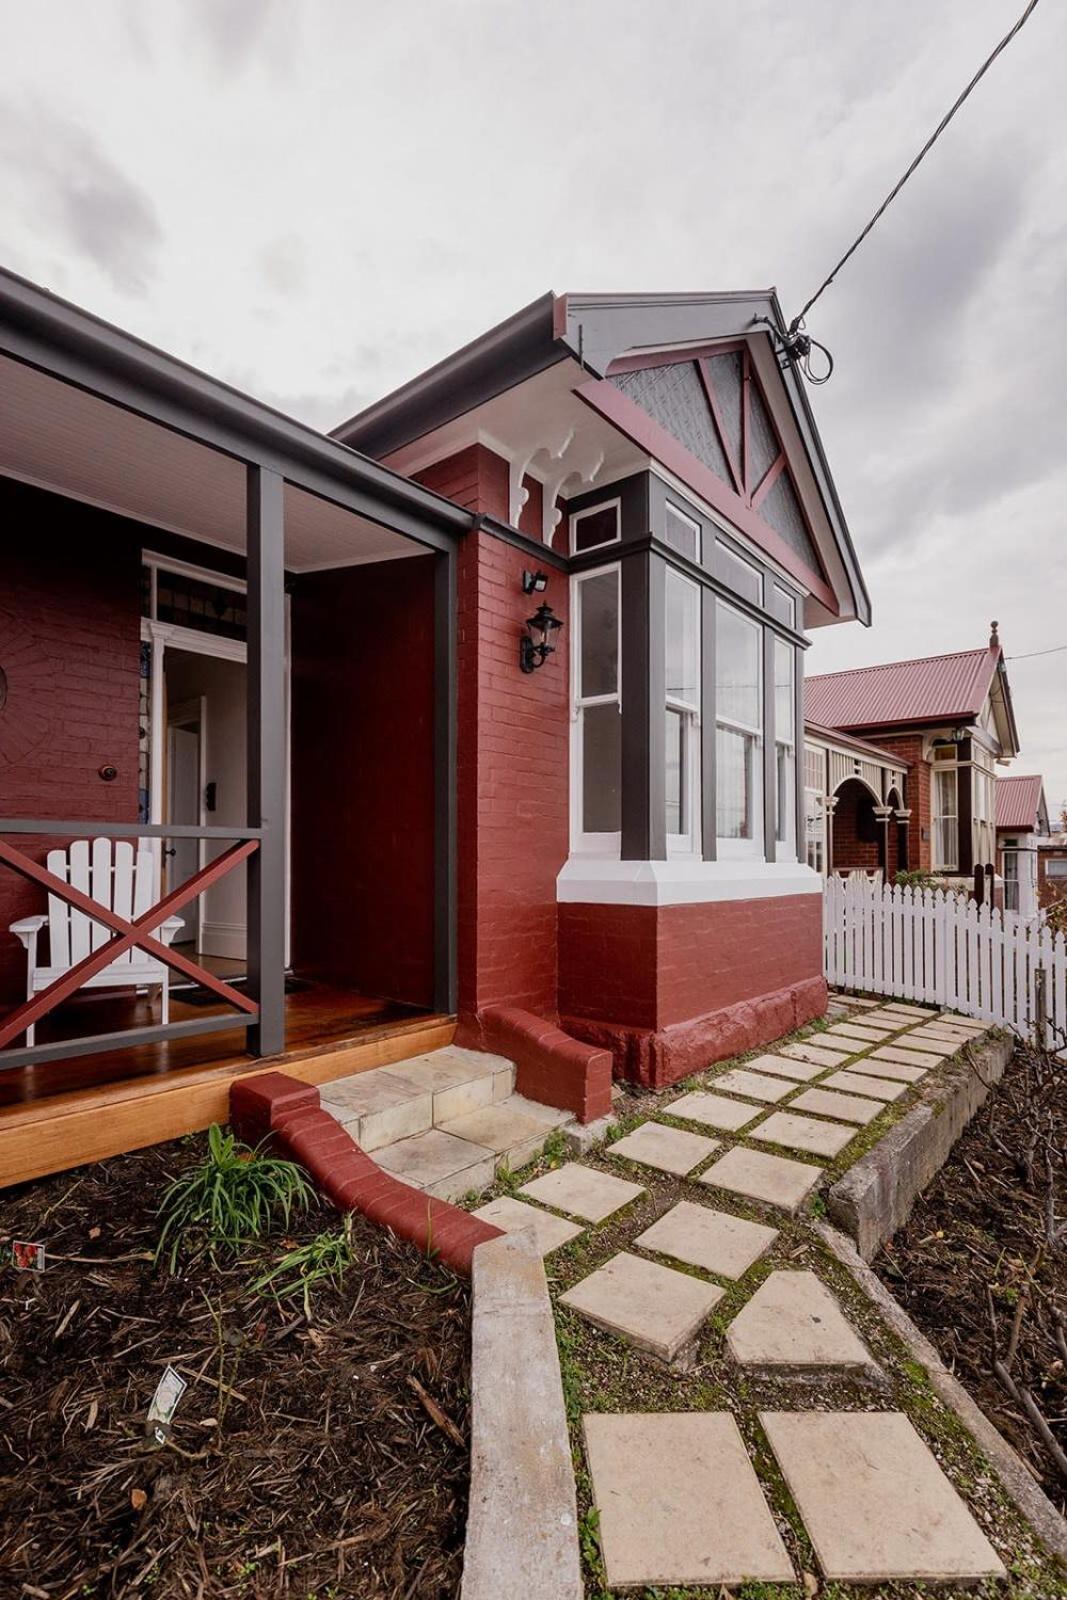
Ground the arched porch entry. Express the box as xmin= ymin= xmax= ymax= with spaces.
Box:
xmin=829 ymin=776 xmax=903 ymax=879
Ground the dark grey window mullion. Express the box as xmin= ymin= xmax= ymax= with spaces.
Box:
xmin=762 ymin=624 xmax=776 ymax=862
xmin=701 ymin=588 xmax=717 ymax=861
xmin=794 ymin=641 xmax=806 ymax=862
xmin=621 ymin=553 xmax=651 ymax=860
xmin=647 ymin=555 xmax=667 ymax=861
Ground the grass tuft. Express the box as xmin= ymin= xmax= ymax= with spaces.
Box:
xmin=155 ymin=1123 xmax=313 ymax=1271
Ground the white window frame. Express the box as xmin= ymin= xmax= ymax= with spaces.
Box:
xmin=665 ymin=569 xmax=701 ymax=858
xmin=774 ymin=637 xmax=797 ymax=862
xmin=1002 ymin=847 xmax=1020 ymax=912
xmin=664 ymin=500 xmax=702 ymax=564
xmin=715 ymin=599 xmax=764 ymax=860
xmin=570 ymin=563 xmax=622 ymax=856
xmin=932 ymin=766 xmax=959 ymax=871
xmin=570 ymin=497 xmax=621 ymax=557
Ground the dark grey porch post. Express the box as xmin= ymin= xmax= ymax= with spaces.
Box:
xmin=433 ymin=547 xmax=458 ymax=1015
xmin=246 ymin=464 xmax=287 ymax=1057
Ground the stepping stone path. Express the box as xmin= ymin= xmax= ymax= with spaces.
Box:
xmin=582 ymin=1412 xmax=794 ymax=1587
xmin=726 ymin=1270 xmax=878 ymax=1377
xmin=607 ymin=1119 xmax=719 ymax=1175
xmin=476 ymin=991 xmax=1009 ymax=1590
xmin=559 ymin=1251 xmax=723 ymax=1362
xmin=762 ymin=1411 xmax=1005 ymax=1583
xmin=635 ymin=1200 xmax=778 ymax=1278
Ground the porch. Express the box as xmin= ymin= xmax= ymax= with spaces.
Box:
xmin=0 ymin=266 xmax=470 ymax=1180
xmin=803 ymin=722 xmax=910 ymax=881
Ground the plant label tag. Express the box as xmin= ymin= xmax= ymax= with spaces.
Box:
xmin=146 ymin=1365 xmax=187 ymax=1440
xmin=12 ymin=1240 xmax=45 ymax=1271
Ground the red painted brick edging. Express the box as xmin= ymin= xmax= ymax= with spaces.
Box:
xmin=229 ymin=1071 xmax=503 ymax=1274
xmin=458 ymin=1005 xmax=613 ymax=1124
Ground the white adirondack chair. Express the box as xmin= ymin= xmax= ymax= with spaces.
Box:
xmin=8 ymin=838 xmax=185 ymax=1045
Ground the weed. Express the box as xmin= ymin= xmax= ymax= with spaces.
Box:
xmin=155 ymin=1124 xmax=313 ymax=1271
xmin=250 ymin=1219 xmax=354 ymax=1317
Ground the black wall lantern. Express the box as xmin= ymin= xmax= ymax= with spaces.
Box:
xmin=520 ymin=600 xmax=563 ymax=674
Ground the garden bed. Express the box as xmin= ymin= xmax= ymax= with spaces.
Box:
xmin=875 ymin=1041 xmax=1067 ymax=1511
xmin=0 ymin=1135 xmax=471 ymax=1599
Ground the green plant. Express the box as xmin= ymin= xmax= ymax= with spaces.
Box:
xmin=250 ymin=1220 xmax=354 ymax=1316
xmin=155 ymin=1124 xmax=313 ymax=1271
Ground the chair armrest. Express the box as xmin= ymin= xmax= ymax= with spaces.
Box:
xmin=159 ymin=917 xmax=185 ymax=947
xmin=9 ymin=915 xmax=48 ymax=936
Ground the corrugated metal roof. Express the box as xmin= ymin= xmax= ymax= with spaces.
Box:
xmin=996 ymin=774 xmax=1045 ymax=831
xmin=805 ymin=647 xmax=997 ymax=730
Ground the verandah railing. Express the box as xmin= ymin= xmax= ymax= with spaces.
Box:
xmin=823 ymin=875 xmax=1067 ymax=1045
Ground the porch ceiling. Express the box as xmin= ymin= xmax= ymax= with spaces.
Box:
xmin=0 ymin=354 xmax=421 ymax=572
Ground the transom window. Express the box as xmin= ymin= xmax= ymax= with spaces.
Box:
xmin=571 ymin=499 xmax=621 ymax=555
xmin=714 ymin=539 xmax=762 ymax=605
xmin=141 ymin=558 xmax=246 ymax=642
xmin=664 ymin=502 xmax=701 ymax=563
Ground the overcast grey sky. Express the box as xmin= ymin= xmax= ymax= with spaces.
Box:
xmin=3 ymin=0 xmax=1064 ymax=812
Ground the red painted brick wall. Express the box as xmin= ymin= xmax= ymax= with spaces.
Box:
xmin=1039 ymin=847 xmax=1067 ymax=911
xmin=290 ymin=556 xmax=436 ymax=1007
xmin=0 ymin=481 xmax=142 ymax=1003
xmin=856 ymin=733 xmax=927 ymax=871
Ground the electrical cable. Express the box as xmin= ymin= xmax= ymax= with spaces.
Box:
xmin=1006 ymin=644 xmax=1067 ymax=661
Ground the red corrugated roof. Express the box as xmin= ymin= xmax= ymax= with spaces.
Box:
xmin=804 ymin=647 xmax=997 ymax=731
xmin=996 ymin=774 xmax=1044 ymax=831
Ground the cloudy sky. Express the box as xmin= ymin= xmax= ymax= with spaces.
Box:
xmin=3 ymin=0 xmax=1065 ymax=812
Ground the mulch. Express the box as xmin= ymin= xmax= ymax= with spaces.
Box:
xmin=0 ymin=1138 xmax=471 ymax=1599
xmin=875 ymin=1040 xmax=1067 ymax=1509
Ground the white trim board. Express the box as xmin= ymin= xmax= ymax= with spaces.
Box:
xmin=556 ymin=857 xmax=822 ymax=907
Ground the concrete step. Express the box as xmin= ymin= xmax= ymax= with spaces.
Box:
xmin=379 ymin=1093 xmax=574 ymax=1201
xmin=319 ymin=1045 xmax=516 ymax=1153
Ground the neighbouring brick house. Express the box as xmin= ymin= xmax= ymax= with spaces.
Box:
xmin=803 ymin=631 xmax=1022 ymax=890
xmin=0 ymin=275 xmax=871 ymax=1166
xmin=1038 ymin=827 xmax=1067 ymax=914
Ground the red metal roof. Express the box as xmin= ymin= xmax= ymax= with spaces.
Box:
xmin=804 ymin=719 xmax=911 ymax=768
xmin=996 ymin=774 xmax=1045 ymax=831
xmin=804 ymin=647 xmax=998 ymax=731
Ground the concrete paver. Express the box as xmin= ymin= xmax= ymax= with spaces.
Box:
xmin=711 ymin=1067 xmax=795 ymax=1103
xmin=879 ymin=1003 xmax=937 ymax=1019
xmin=790 ymin=1086 xmax=884 ymax=1126
xmin=662 ymin=1089 xmax=762 ymax=1131
xmin=899 ymin=1033 xmax=962 ymax=1056
xmin=698 ymin=1145 xmax=823 ymax=1213
xmin=583 ymin=1412 xmax=794 ymax=1587
xmin=779 ymin=1040 xmax=855 ymax=1069
xmin=823 ymin=1022 xmax=894 ymax=1043
xmin=607 ymin=1120 xmax=720 ymax=1176
xmin=851 ymin=1053 xmax=928 ymax=1082
xmin=750 ymin=1110 xmax=856 ymax=1159
xmin=471 ymin=1195 xmax=583 ymax=1256
xmin=868 ymin=1044 xmax=942 ymax=1071
xmin=761 ymin=1411 xmax=1006 ymax=1583
xmin=821 ymin=1069 xmax=908 ymax=1103
xmin=519 ymin=1161 xmax=645 ymax=1223
xmin=635 ymin=1199 xmax=778 ymax=1279
xmin=744 ymin=1052 xmax=825 ymax=1082
xmin=559 ymin=1251 xmax=723 ymax=1362
xmin=727 ymin=1271 xmax=877 ymax=1375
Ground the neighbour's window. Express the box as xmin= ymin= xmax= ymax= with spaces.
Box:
xmin=804 ymin=789 xmax=824 ymax=874
xmin=714 ymin=539 xmax=762 ymax=605
xmin=1047 ymin=859 xmax=1067 ymax=879
xmin=932 ymin=767 xmax=959 ymax=871
xmin=664 ymin=502 xmax=701 ymax=563
xmin=774 ymin=637 xmax=796 ymax=854
xmin=1002 ymin=849 xmax=1020 ymax=913
xmin=665 ymin=570 xmax=701 ymax=852
xmin=715 ymin=600 xmax=763 ymax=854
xmin=572 ymin=566 xmax=621 ymax=848
xmin=571 ymin=499 xmax=621 ymax=555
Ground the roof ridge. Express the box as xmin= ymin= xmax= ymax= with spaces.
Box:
xmin=807 ymin=644 xmax=992 ymax=683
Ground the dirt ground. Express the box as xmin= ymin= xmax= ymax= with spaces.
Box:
xmin=0 ymin=1137 xmax=471 ymax=1600
xmin=875 ymin=1041 xmax=1067 ymax=1512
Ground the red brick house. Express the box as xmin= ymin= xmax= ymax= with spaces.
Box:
xmin=0 ymin=276 xmax=870 ymax=1173
xmin=804 ymin=631 xmax=1021 ymax=887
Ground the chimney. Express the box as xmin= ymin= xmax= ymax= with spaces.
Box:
xmin=989 ymin=620 xmax=1000 ymax=651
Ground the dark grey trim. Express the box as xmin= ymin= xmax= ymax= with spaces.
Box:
xmin=434 ymin=547 xmax=458 ymax=1015
xmin=957 ymin=756 xmax=974 ymax=879
xmin=621 ymin=554 xmax=653 ymax=861
xmin=246 ymin=465 xmax=287 ymax=1058
xmin=0 ymin=820 xmax=261 ymax=840
xmin=701 ymin=587 xmax=717 ymax=862
xmin=795 ymin=642 xmax=806 ymax=859
xmin=0 ymin=1013 xmax=253 ymax=1073
xmin=0 ymin=267 xmax=471 ymax=552
xmin=762 ymin=627 xmax=777 ymax=862
xmin=647 ymin=556 xmax=667 ymax=862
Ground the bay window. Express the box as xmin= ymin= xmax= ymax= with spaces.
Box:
xmin=665 ymin=569 xmax=701 ymax=853
xmin=572 ymin=565 xmax=621 ymax=850
xmin=932 ymin=766 xmax=958 ymax=871
xmin=715 ymin=600 xmax=763 ymax=855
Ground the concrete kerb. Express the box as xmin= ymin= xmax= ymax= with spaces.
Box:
xmin=827 ymin=1033 xmax=1014 ymax=1260
xmin=816 ymin=1220 xmax=1067 ymax=1573
xmin=461 ymin=1227 xmax=582 ymax=1600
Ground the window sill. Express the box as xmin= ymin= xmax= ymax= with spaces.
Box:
xmin=556 ymin=857 xmax=822 ymax=906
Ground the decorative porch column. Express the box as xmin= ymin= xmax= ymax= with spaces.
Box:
xmin=873 ymin=804 xmax=894 ymax=878
xmin=246 ymin=464 xmax=287 ymax=1057
xmin=894 ymin=807 xmax=912 ymax=875
xmin=824 ymin=794 xmax=838 ymax=874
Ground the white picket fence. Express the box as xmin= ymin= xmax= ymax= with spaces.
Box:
xmin=823 ymin=876 xmax=1067 ymax=1045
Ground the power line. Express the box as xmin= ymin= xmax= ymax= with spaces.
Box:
xmin=794 ymin=0 xmax=1042 ymax=326
xmin=1006 ymin=644 xmax=1067 ymax=661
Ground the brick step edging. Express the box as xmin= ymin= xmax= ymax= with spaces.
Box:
xmin=230 ymin=1070 xmax=503 ymax=1274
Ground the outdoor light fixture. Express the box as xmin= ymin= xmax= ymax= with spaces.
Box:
xmin=520 ymin=600 xmax=563 ymax=674
xmin=522 ymin=568 xmax=549 ymax=595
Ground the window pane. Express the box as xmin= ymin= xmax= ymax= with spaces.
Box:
xmin=715 ymin=539 xmax=762 ymax=604
xmin=716 ymin=725 xmax=755 ymax=839
xmin=665 ymin=707 xmax=685 ymax=834
xmin=774 ymin=638 xmax=794 ymax=744
xmin=665 ymin=503 xmax=700 ymax=561
xmin=771 ymin=584 xmax=797 ymax=628
xmin=776 ymin=744 xmax=794 ymax=842
xmin=716 ymin=602 xmax=761 ymax=729
xmin=582 ymin=703 xmax=621 ymax=832
xmin=573 ymin=503 xmax=619 ymax=553
xmin=666 ymin=571 xmax=700 ymax=706
xmin=579 ymin=571 xmax=618 ymax=698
